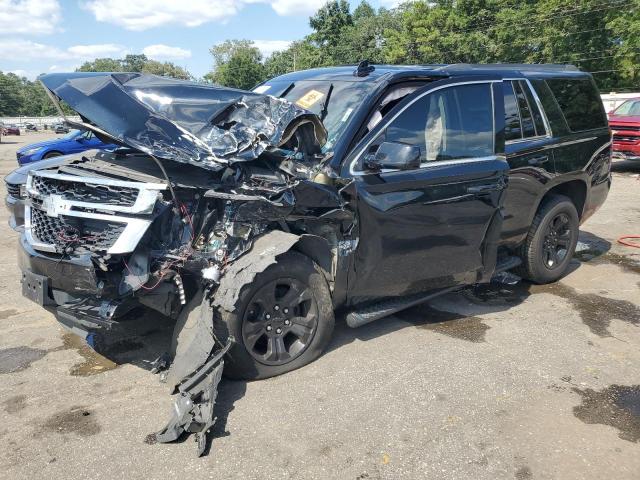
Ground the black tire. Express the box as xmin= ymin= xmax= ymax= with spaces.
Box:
xmin=43 ymin=151 xmax=62 ymax=159
xmin=516 ymin=194 xmax=579 ymax=284
xmin=214 ymin=251 xmax=334 ymax=380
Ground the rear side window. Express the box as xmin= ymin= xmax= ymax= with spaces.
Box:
xmin=385 ymin=83 xmax=495 ymax=162
xmin=503 ymin=80 xmax=548 ymax=141
xmin=503 ymin=82 xmax=522 ymax=141
xmin=546 ymin=78 xmax=607 ymax=131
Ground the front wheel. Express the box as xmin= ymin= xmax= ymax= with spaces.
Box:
xmin=215 ymin=251 xmax=334 ymax=380
xmin=516 ymin=194 xmax=579 ymax=284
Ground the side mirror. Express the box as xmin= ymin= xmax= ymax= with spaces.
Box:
xmin=365 ymin=141 xmax=421 ymax=171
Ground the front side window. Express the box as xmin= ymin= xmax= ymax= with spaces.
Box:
xmin=382 ymin=83 xmax=495 ymax=163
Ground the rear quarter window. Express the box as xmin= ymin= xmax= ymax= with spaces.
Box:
xmin=546 ymin=78 xmax=607 ymax=132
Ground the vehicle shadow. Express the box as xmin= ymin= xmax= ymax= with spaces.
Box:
xmin=328 ymin=230 xmax=613 ymax=351
xmin=611 ymin=159 xmax=640 ymax=173
xmin=0 ymin=141 xmax=21 ymax=145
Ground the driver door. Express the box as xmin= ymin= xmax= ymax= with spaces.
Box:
xmin=343 ymin=77 xmax=509 ymax=301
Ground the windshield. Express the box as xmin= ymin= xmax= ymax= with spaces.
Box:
xmin=613 ymin=99 xmax=640 ymax=116
xmin=61 ymin=129 xmax=81 ymax=140
xmin=255 ymin=79 xmax=377 ymax=152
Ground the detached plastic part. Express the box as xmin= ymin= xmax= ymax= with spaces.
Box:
xmin=156 ymin=336 xmax=233 ymax=457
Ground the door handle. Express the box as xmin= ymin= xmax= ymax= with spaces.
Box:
xmin=528 ymin=155 xmax=549 ymax=166
xmin=466 ymin=184 xmax=499 ymax=194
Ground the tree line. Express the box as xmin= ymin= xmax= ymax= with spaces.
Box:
xmin=1 ymin=0 xmax=638 ymax=116
xmin=212 ymin=0 xmax=639 ymax=91
xmin=0 ymin=54 xmax=190 ymax=116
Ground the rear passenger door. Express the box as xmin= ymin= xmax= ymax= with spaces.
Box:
xmin=501 ymin=79 xmax=556 ymax=246
xmin=343 ymin=77 xmax=509 ymax=301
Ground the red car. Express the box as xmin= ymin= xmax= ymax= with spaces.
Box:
xmin=1 ymin=125 xmax=20 ymax=135
xmin=609 ymin=98 xmax=640 ymax=161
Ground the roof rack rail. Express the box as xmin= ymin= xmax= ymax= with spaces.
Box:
xmin=440 ymin=63 xmax=580 ymax=72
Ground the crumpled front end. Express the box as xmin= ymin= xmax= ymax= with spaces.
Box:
xmin=38 ymin=72 xmax=327 ymax=170
xmin=16 ymin=73 xmax=356 ymax=457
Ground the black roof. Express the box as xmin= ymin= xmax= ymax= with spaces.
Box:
xmin=269 ymin=63 xmax=589 ymax=83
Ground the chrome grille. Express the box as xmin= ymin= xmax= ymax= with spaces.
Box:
xmin=5 ymin=182 xmax=21 ymax=198
xmin=32 ymin=175 xmax=138 ymax=207
xmin=31 ymin=207 xmax=126 ymax=253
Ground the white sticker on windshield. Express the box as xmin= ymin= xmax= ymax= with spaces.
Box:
xmin=341 ymin=107 xmax=354 ymax=122
xmin=253 ymin=85 xmax=271 ymax=94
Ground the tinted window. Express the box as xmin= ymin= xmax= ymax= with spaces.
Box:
xmin=513 ymin=81 xmax=536 ymax=137
xmin=521 ymin=81 xmax=546 ymax=135
xmin=546 ymin=78 xmax=607 ymax=131
xmin=503 ymin=81 xmax=522 ymax=141
xmin=385 ymin=83 xmax=494 ymax=162
xmin=529 ymin=79 xmax=569 ymax=136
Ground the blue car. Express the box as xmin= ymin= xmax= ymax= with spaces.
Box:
xmin=16 ymin=129 xmax=117 ymax=165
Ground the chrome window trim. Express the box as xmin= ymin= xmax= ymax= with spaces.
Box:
xmin=502 ymin=77 xmax=553 ymax=140
xmin=349 ymin=79 xmax=500 ymax=176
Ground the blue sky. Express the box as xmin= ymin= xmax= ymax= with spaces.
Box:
xmin=0 ymin=0 xmax=393 ymax=80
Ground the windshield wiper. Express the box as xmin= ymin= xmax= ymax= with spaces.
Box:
xmin=319 ymin=83 xmax=334 ymax=122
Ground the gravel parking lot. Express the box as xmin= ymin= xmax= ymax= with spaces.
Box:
xmin=1 ymin=131 xmax=639 ymax=480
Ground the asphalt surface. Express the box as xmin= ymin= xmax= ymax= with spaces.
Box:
xmin=1 ymin=131 xmax=639 ymax=480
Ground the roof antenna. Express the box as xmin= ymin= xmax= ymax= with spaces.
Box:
xmin=354 ymin=60 xmax=375 ymax=77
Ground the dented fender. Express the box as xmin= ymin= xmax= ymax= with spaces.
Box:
xmin=212 ymin=230 xmax=334 ymax=312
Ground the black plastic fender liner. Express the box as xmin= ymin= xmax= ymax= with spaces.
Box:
xmin=156 ymin=335 xmax=233 ymax=457
xmin=212 ymin=230 xmax=319 ymax=313
xmin=157 ymin=289 xmax=234 ymax=456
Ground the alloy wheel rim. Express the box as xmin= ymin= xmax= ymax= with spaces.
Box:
xmin=242 ymin=278 xmax=318 ymax=366
xmin=542 ymin=212 xmax=572 ymax=270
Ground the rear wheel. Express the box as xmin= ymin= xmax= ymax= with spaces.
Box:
xmin=516 ymin=194 xmax=579 ymax=284
xmin=215 ymin=251 xmax=334 ymax=380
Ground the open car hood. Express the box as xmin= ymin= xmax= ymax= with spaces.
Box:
xmin=38 ymin=72 xmax=327 ymax=171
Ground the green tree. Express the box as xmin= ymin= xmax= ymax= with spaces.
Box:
xmin=309 ymin=0 xmax=354 ymax=49
xmin=77 ymin=54 xmax=191 ymax=80
xmin=77 ymin=57 xmax=123 ymax=72
xmin=206 ymin=40 xmax=266 ymax=89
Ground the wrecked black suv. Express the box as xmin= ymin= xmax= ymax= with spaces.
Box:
xmin=5 ymin=64 xmax=610 ymax=452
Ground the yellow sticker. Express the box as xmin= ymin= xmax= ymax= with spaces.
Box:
xmin=296 ymin=89 xmax=324 ymax=109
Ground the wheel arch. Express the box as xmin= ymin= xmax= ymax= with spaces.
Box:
xmin=212 ymin=230 xmax=334 ymax=313
xmin=539 ymin=179 xmax=587 ymax=220
xmin=42 ymin=150 xmax=63 ymax=159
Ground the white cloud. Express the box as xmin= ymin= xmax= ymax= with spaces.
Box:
xmin=0 ymin=39 xmax=127 ymax=62
xmin=67 ymin=44 xmax=126 ymax=58
xmin=142 ymin=44 xmax=192 ymax=61
xmin=267 ymin=0 xmax=326 ymax=16
xmin=252 ymin=40 xmax=292 ymax=58
xmin=82 ymin=0 xmax=242 ymax=30
xmin=82 ymin=0 xmax=330 ymax=30
xmin=0 ymin=0 xmax=62 ymax=35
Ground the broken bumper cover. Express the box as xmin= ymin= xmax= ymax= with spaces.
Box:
xmin=18 ymin=234 xmax=133 ymax=333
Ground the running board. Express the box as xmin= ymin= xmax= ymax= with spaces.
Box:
xmin=346 ymin=285 xmax=460 ymax=328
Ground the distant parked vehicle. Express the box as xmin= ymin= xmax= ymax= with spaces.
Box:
xmin=608 ymin=97 xmax=640 ymax=161
xmin=15 ymin=129 xmax=118 ymax=165
xmin=2 ymin=125 xmax=20 ymax=135
xmin=53 ymin=124 xmax=69 ymax=134
xmin=25 ymin=123 xmax=38 ymax=131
